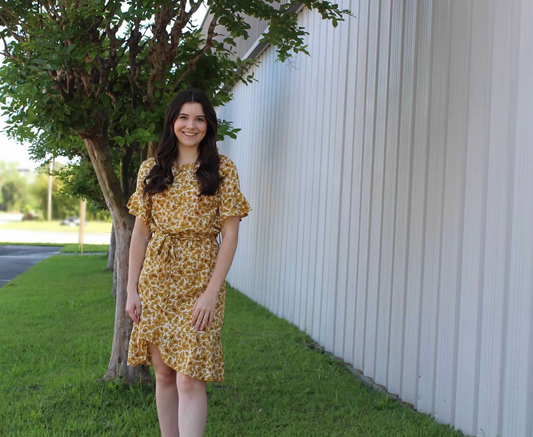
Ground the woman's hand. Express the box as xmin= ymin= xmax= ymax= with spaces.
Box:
xmin=191 ymin=290 xmax=219 ymax=331
xmin=125 ymin=292 xmax=142 ymax=324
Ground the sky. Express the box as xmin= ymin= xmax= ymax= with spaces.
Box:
xmin=0 ymin=117 xmax=41 ymax=171
xmin=0 ymin=3 xmax=208 ymax=173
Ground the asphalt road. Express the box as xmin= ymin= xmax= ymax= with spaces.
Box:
xmin=0 ymin=245 xmax=62 ymax=288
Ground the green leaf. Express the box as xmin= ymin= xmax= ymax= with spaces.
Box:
xmin=112 ymin=136 xmax=126 ymax=147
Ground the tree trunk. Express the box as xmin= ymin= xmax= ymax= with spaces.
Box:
xmin=105 ymin=222 xmax=151 ymax=383
xmin=82 ymin=131 xmax=151 ymax=384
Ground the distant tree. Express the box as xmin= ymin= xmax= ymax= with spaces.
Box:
xmin=0 ymin=161 xmax=27 ymax=212
xmin=0 ymin=0 xmax=350 ymax=383
xmin=31 ymin=164 xmax=80 ymax=220
xmin=1 ymin=179 xmax=26 ymax=212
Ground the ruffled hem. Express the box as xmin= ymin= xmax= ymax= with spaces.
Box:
xmin=127 ymin=331 xmax=225 ymax=382
xmin=127 ymin=192 xmax=151 ymax=226
xmin=219 ymin=193 xmax=252 ymax=222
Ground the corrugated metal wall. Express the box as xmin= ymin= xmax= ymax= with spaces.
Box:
xmin=217 ymin=1 xmax=533 ymax=436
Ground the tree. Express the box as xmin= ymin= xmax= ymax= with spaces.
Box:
xmin=0 ymin=160 xmax=29 ymax=212
xmin=0 ymin=0 xmax=350 ymax=383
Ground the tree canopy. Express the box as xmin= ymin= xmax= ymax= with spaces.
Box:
xmin=0 ymin=0 xmax=350 ymax=382
xmin=0 ymin=1 xmax=349 ymax=201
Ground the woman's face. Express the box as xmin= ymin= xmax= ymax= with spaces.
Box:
xmin=173 ymin=102 xmax=208 ymax=151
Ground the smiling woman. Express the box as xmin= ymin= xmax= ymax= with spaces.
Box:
xmin=125 ymin=89 xmax=251 ymax=437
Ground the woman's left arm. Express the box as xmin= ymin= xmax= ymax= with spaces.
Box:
xmin=191 ymin=216 xmax=241 ymax=331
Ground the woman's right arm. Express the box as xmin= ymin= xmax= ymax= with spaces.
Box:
xmin=125 ymin=217 xmax=151 ymax=324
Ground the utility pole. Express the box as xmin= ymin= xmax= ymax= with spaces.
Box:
xmin=47 ymin=157 xmax=54 ymax=221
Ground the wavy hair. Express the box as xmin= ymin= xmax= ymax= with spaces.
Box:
xmin=143 ymin=89 xmax=222 ymax=197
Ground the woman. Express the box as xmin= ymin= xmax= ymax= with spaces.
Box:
xmin=125 ymin=89 xmax=251 ymax=437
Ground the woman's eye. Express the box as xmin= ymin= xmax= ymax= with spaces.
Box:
xmin=196 ymin=118 xmax=205 ymax=122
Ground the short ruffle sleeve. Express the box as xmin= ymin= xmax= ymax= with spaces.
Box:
xmin=127 ymin=158 xmax=155 ymax=226
xmin=219 ymin=156 xmax=251 ymax=222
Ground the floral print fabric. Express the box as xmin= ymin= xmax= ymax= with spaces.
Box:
xmin=126 ymin=155 xmax=251 ymax=382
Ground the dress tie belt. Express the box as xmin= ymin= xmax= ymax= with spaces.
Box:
xmin=148 ymin=230 xmax=218 ymax=307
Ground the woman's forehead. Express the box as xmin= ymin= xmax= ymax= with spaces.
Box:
xmin=178 ymin=102 xmax=205 ymax=116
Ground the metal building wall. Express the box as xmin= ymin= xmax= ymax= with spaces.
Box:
xmin=217 ymin=1 xmax=533 ymax=436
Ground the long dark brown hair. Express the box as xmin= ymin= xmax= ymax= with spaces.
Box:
xmin=143 ymin=89 xmax=222 ymax=197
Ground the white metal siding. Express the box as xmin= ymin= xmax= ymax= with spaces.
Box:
xmin=217 ymin=1 xmax=533 ymax=436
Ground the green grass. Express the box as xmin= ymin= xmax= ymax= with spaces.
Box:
xmin=0 ymin=242 xmax=64 ymax=247
xmin=0 ymin=243 xmax=108 ymax=252
xmin=0 ymin=220 xmax=112 ymax=233
xmin=0 ymin=256 xmax=466 ymax=437
xmin=60 ymin=244 xmax=110 ymax=253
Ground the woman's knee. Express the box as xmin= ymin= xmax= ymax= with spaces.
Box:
xmin=177 ymin=373 xmax=205 ymax=396
xmin=154 ymin=366 xmax=176 ymax=386
xmin=147 ymin=342 xmax=176 ymax=386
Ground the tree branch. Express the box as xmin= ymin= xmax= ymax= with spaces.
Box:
xmin=1 ymin=36 xmax=15 ymax=60
xmin=169 ymin=0 xmax=203 ymax=55
xmin=96 ymin=7 xmax=122 ymax=101
xmin=172 ymin=17 xmax=217 ymax=92
xmin=37 ymin=0 xmax=59 ymax=23
xmin=127 ymin=18 xmax=143 ymax=109
xmin=0 ymin=14 xmax=25 ymax=43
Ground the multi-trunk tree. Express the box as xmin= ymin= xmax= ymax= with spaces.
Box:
xmin=0 ymin=0 xmax=349 ymax=383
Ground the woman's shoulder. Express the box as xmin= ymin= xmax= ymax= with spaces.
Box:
xmin=139 ymin=157 xmax=156 ymax=174
xmin=219 ymin=154 xmax=237 ymax=173
xmin=141 ymin=157 xmax=157 ymax=168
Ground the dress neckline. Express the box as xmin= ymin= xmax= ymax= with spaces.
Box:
xmin=173 ymin=161 xmax=198 ymax=167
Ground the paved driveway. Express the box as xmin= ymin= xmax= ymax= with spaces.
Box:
xmin=0 ymin=245 xmax=62 ymax=288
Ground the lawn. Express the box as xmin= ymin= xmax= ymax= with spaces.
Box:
xmin=0 ymin=220 xmax=112 ymax=233
xmin=0 ymin=243 xmax=109 ymax=252
xmin=60 ymin=244 xmax=110 ymax=253
xmin=0 ymin=256 xmax=466 ymax=437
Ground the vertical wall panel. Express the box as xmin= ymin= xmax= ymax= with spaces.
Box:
xmin=217 ymin=1 xmax=533 ymax=436
xmin=339 ymin=0 xmax=362 ymax=363
xmin=417 ymin=0 xmax=451 ymax=416
xmin=359 ymin=0 xmax=381 ymax=379
xmin=504 ymin=2 xmax=533 ymax=436
xmin=454 ymin=2 xmax=491 ymax=433
xmin=477 ymin=0 xmax=517 ymax=435
xmin=319 ymin=11 xmax=336 ymax=350
xmin=332 ymin=1 xmax=357 ymax=356
xmin=387 ymin=0 xmax=413 ymax=398
xmin=329 ymin=0 xmax=352 ymax=357
xmin=296 ymin=7 xmax=314 ymax=332
xmin=501 ymin=0 xmax=532 ymax=436
xmin=376 ymin=2 xmax=403 ymax=386
xmin=434 ymin=0 xmax=470 ymax=425
xmin=401 ymin=0 xmax=431 ymax=408
xmin=351 ymin=0 xmax=369 ymax=372
xmin=366 ymin=0 xmax=391 ymax=384
xmin=304 ymin=9 xmax=322 ymax=334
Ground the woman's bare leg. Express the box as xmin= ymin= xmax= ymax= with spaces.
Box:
xmin=148 ymin=342 xmax=180 ymax=437
xmin=176 ymin=373 xmax=207 ymax=437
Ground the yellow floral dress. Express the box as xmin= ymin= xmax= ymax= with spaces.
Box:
xmin=126 ymin=154 xmax=251 ymax=382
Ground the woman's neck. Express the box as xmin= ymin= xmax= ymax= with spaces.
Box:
xmin=176 ymin=147 xmax=199 ymax=165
